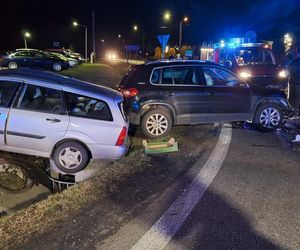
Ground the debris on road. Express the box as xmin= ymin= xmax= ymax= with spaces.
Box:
xmin=142 ymin=138 xmax=178 ymax=154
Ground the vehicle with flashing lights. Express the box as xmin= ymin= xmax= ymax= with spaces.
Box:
xmin=118 ymin=60 xmax=292 ymax=139
xmin=0 ymin=68 xmax=129 ymax=173
xmin=203 ymin=39 xmax=289 ymax=89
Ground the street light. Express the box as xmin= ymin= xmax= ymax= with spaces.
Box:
xmin=133 ymin=25 xmax=145 ymax=57
xmin=164 ymin=11 xmax=171 ymax=21
xmin=23 ymin=32 xmax=31 ymax=49
xmin=73 ymin=20 xmax=88 ymax=62
xmin=179 ymin=16 xmax=189 ymax=49
xmin=118 ymin=34 xmax=122 ymax=38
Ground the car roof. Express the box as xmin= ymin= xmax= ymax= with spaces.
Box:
xmin=143 ymin=60 xmax=217 ymax=68
xmin=0 ymin=68 xmax=118 ymax=100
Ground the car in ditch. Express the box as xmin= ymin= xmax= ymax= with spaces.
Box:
xmin=119 ymin=60 xmax=292 ymax=139
xmin=0 ymin=68 xmax=129 ymax=173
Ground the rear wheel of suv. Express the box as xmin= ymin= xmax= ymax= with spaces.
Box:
xmin=53 ymin=141 xmax=90 ymax=173
xmin=254 ymin=103 xmax=283 ymax=130
xmin=141 ymin=108 xmax=173 ymax=139
xmin=8 ymin=61 xmax=18 ymax=69
xmin=52 ymin=63 xmax=62 ymax=72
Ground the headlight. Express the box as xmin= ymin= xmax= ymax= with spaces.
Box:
xmin=278 ymin=70 xmax=288 ymax=78
xmin=239 ymin=71 xmax=252 ymax=79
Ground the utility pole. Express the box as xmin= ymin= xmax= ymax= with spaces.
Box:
xmin=92 ymin=10 xmax=96 ymax=54
xmin=179 ymin=20 xmax=183 ymax=50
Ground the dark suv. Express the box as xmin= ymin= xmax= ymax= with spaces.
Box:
xmin=119 ymin=60 xmax=291 ymax=139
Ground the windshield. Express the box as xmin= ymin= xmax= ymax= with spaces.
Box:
xmin=234 ymin=48 xmax=275 ymax=66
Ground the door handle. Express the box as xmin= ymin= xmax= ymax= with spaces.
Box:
xmin=46 ymin=118 xmax=61 ymax=123
xmin=168 ymin=92 xmax=175 ymax=96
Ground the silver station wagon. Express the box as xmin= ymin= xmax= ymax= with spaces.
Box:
xmin=0 ymin=69 xmax=129 ymax=173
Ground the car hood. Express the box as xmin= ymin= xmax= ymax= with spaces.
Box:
xmin=238 ymin=65 xmax=281 ymax=76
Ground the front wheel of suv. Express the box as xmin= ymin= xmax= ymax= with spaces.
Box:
xmin=254 ymin=103 xmax=283 ymax=130
xmin=141 ymin=108 xmax=173 ymax=139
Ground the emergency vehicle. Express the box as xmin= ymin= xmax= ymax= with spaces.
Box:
xmin=201 ymin=38 xmax=288 ymax=89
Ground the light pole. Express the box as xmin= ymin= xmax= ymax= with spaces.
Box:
xmin=179 ymin=16 xmax=189 ymax=50
xmin=73 ymin=21 xmax=88 ymax=62
xmin=24 ymin=32 xmax=31 ymax=49
xmin=133 ymin=25 xmax=146 ymax=57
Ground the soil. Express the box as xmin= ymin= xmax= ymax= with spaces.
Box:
xmin=20 ymin=124 xmax=220 ymax=250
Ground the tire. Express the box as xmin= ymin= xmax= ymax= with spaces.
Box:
xmin=52 ymin=63 xmax=62 ymax=72
xmin=141 ymin=108 xmax=173 ymax=139
xmin=254 ymin=103 xmax=283 ymax=130
xmin=53 ymin=141 xmax=90 ymax=174
xmin=8 ymin=61 xmax=18 ymax=69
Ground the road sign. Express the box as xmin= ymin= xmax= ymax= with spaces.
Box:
xmin=53 ymin=42 xmax=60 ymax=47
xmin=157 ymin=34 xmax=170 ymax=59
xmin=125 ymin=45 xmax=140 ymax=51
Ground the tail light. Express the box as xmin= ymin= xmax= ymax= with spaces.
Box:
xmin=115 ymin=126 xmax=127 ymax=146
xmin=121 ymin=88 xmax=139 ymax=98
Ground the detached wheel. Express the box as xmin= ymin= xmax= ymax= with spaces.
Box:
xmin=141 ymin=108 xmax=173 ymax=139
xmin=8 ymin=61 xmax=18 ymax=69
xmin=53 ymin=141 xmax=90 ymax=173
xmin=52 ymin=63 xmax=62 ymax=72
xmin=254 ymin=103 xmax=283 ymax=130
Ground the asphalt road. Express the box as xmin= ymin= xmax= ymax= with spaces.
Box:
xmin=96 ymin=124 xmax=300 ymax=250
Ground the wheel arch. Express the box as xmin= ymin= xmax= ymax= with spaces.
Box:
xmin=140 ymin=102 xmax=176 ymax=124
xmin=51 ymin=138 xmax=92 ymax=159
xmin=251 ymin=98 xmax=287 ymax=121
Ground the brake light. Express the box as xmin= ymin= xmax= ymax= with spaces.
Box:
xmin=121 ymin=88 xmax=139 ymax=98
xmin=115 ymin=126 xmax=127 ymax=146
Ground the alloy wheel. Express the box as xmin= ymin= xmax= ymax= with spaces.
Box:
xmin=259 ymin=107 xmax=281 ymax=128
xmin=146 ymin=113 xmax=169 ymax=136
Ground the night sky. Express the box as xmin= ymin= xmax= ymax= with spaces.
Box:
xmin=2 ymin=0 xmax=300 ymax=55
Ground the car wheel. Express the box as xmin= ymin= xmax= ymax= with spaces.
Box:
xmin=254 ymin=103 xmax=283 ymax=130
xmin=53 ymin=141 xmax=90 ymax=173
xmin=8 ymin=61 xmax=18 ymax=69
xmin=141 ymin=108 xmax=173 ymax=139
xmin=52 ymin=63 xmax=62 ymax=72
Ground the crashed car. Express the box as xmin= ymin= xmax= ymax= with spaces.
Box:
xmin=0 ymin=69 xmax=129 ymax=173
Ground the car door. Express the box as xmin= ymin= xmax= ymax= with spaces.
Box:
xmin=201 ymin=66 xmax=252 ymax=122
xmin=0 ymin=80 xmax=21 ymax=148
xmin=31 ymin=51 xmax=49 ymax=69
xmin=5 ymin=83 xmax=69 ymax=156
xmin=159 ymin=66 xmax=207 ymax=124
xmin=13 ymin=51 xmax=33 ymax=67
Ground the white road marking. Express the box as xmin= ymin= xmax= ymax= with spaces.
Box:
xmin=131 ymin=124 xmax=232 ymax=250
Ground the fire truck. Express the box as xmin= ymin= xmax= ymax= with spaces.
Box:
xmin=201 ymin=38 xmax=288 ymax=89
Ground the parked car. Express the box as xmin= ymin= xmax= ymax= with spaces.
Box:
xmin=288 ymin=57 xmax=300 ymax=114
xmin=119 ymin=60 xmax=292 ymax=139
xmin=0 ymin=68 xmax=129 ymax=173
xmin=45 ymin=49 xmax=85 ymax=63
xmin=0 ymin=49 xmax=70 ymax=71
xmin=44 ymin=51 xmax=78 ymax=67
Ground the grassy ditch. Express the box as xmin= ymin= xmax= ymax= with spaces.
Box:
xmin=0 ymin=144 xmax=150 ymax=249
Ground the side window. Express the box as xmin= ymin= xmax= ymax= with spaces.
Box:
xmin=172 ymin=67 xmax=198 ymax=85
xmin=66 ymin=93 xmax=113 ymax=121
xmin=0 ymin=81 xmax=19 ymax=107
xmin=162 ymin=68 xmax=173 ymax=84
xmin=18 ymin=85 xmax=63 ymax=113
xmin=14 ymin=51 xmax=29 ymax=57
xmin=202 ymin=67 xmax=239 ymax=87
xmin=151 ymin=68 xmax=160 ymax=84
